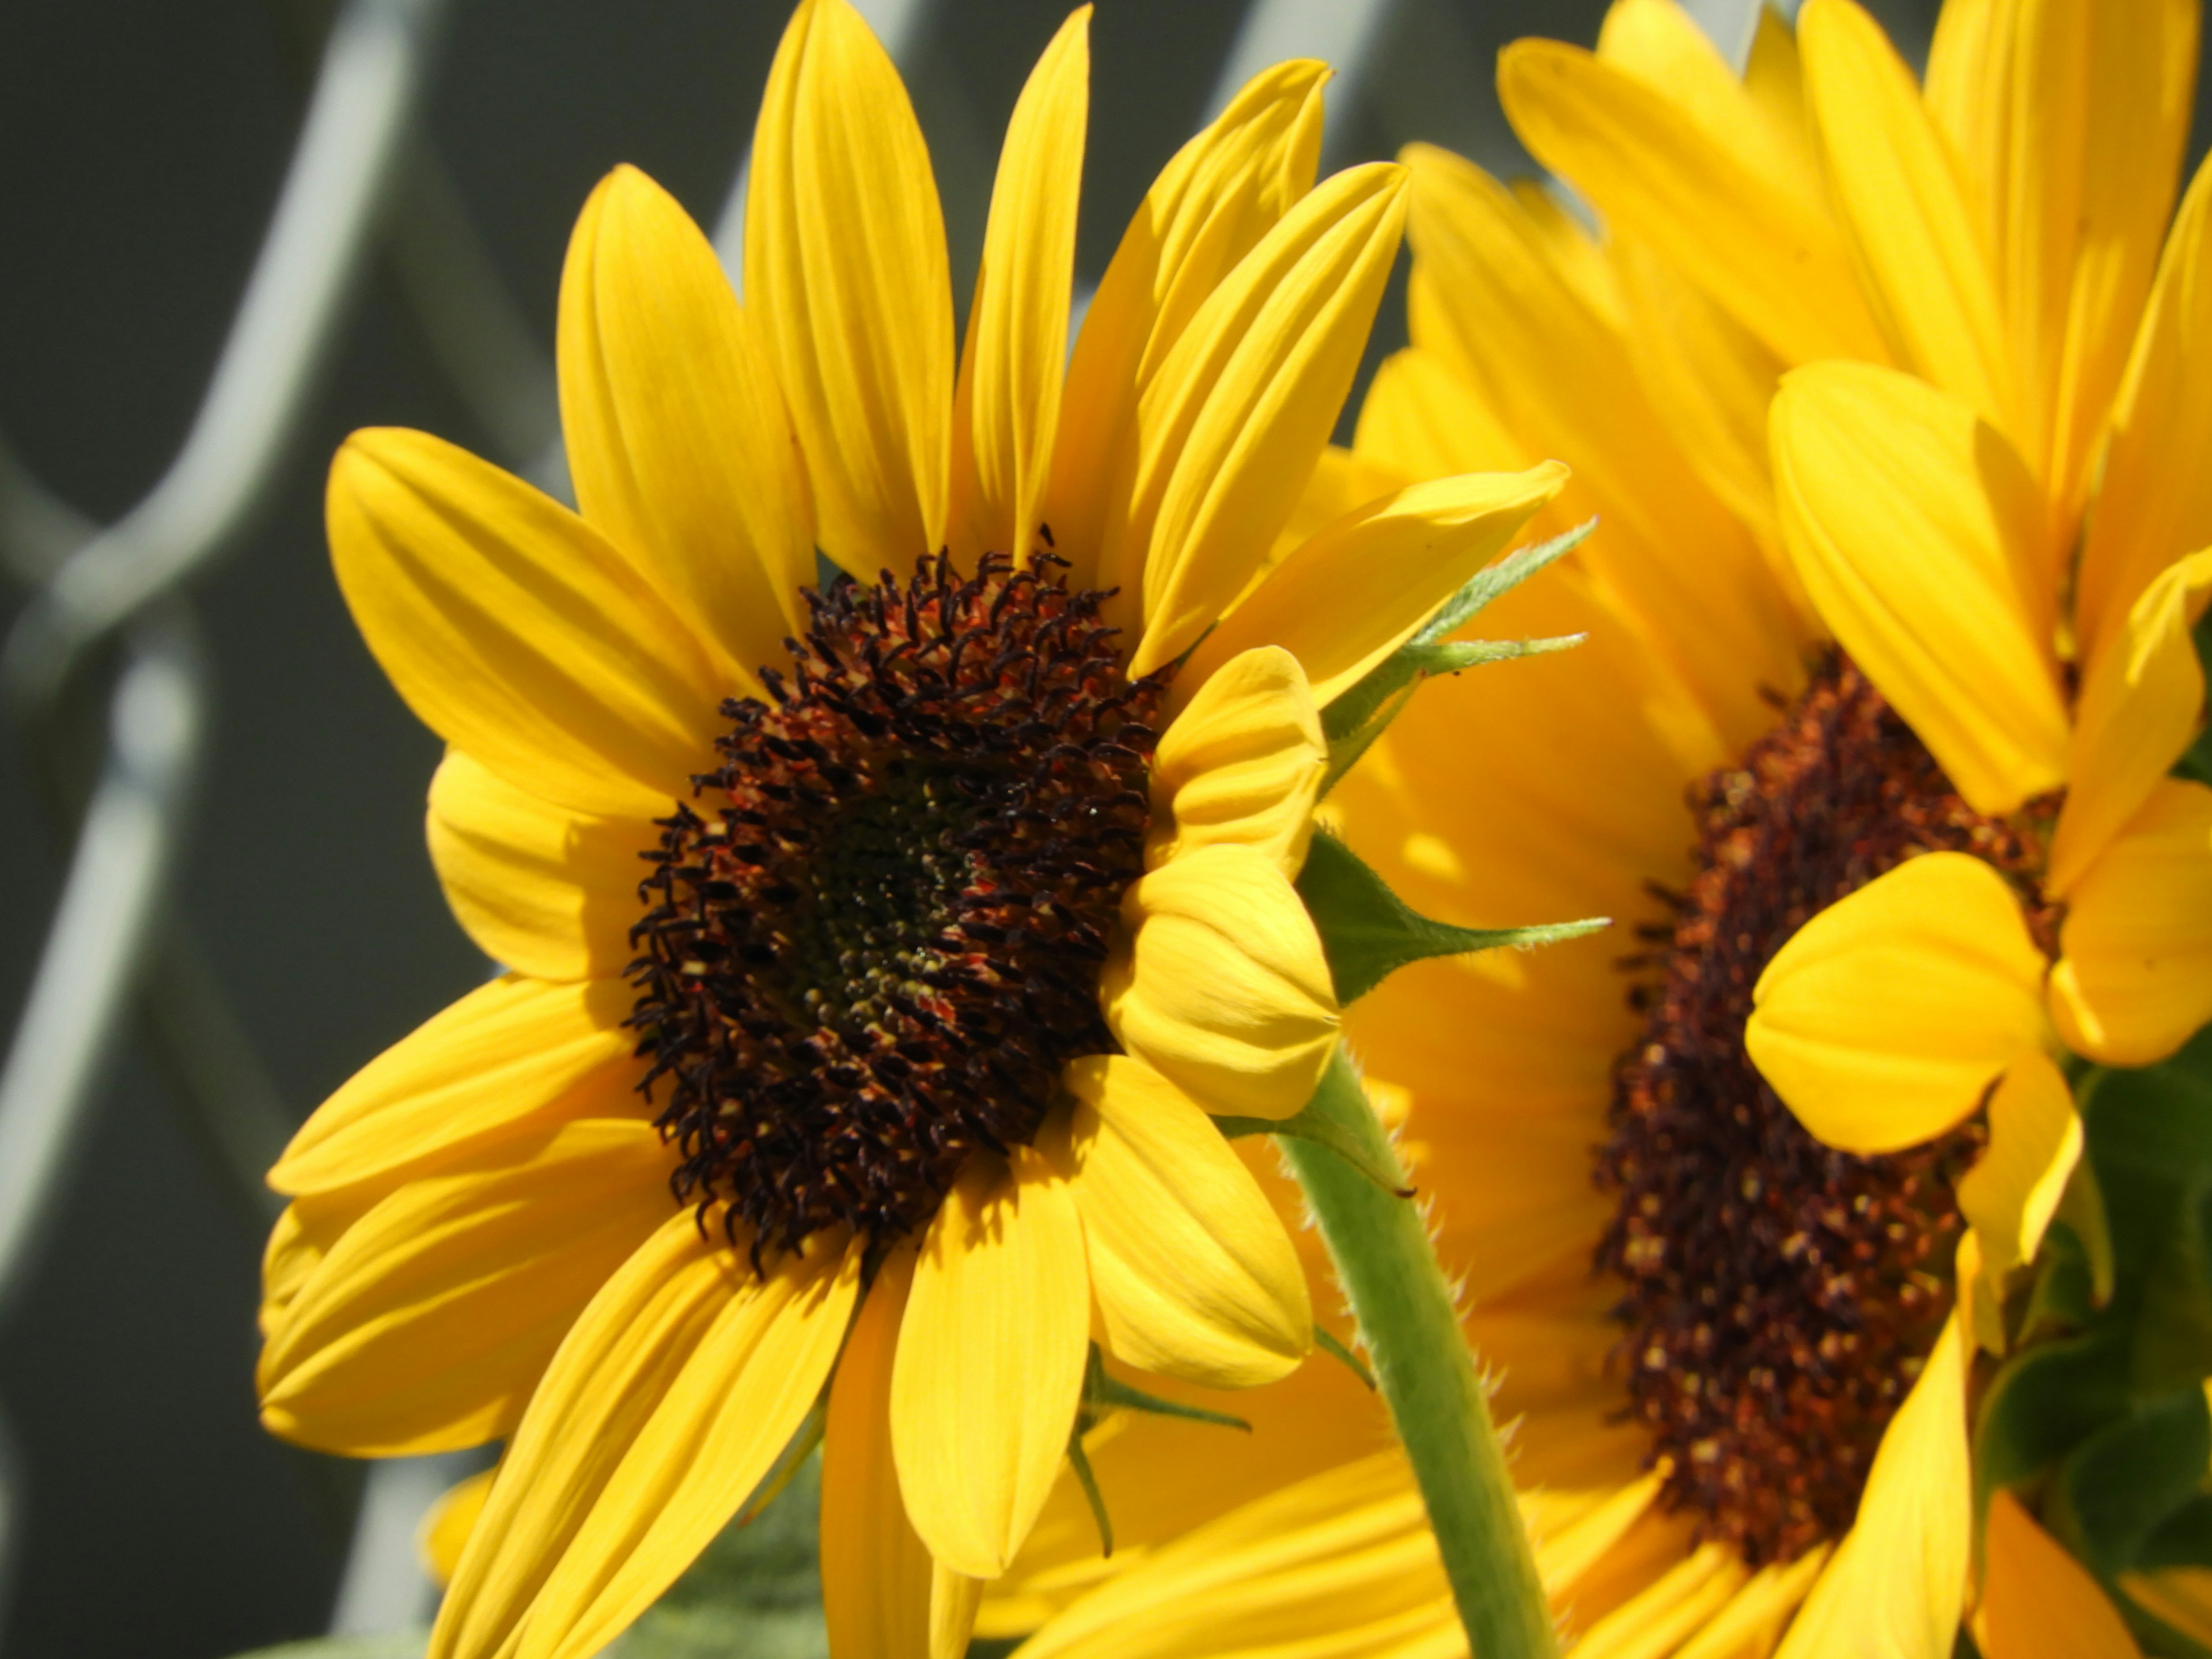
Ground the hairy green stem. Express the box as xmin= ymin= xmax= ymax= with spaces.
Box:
xmin=1282 ymin=1049 xmax=1558 ymax=1659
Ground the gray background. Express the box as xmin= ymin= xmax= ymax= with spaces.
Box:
xmin=0 ymin=0 xmax=2175 ymax=1654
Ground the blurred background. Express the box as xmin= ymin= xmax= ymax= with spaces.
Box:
xmin=0 ymin=0 xmax=2199 ymax=1655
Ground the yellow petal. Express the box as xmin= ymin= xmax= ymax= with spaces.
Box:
xmin=2078 ymin=158 xmax=2212 ymax=662
xmin=557 ymin=165 xmax=814 ymax=688
xmin=1979 ymin=1490 xmax=2144 ymax=1659
xmin=1103 ymin=843 xmax=1339 ymax=1121
xmin=426 ymin=749 xmax=654 ymax=983
xmin=746 ymin=0 xmax=951 ymax=578
xmin=892 ymin=1147 xmax=1091 ymax=1580
xmin=1047 ymin=60 xmax=1327 ymax=593
xmin=328 ymin=428 xmax=724 ymax=820
xmin=1926 ymin=0 xmax=2197 ymax=521
xmin=822 ymin=1251 xmax=934 ymax=1659
xmin=1059 ymin=1054 xmax=1310 ymax=1388
xmin=1179 ymin=463 xmax=1570 ymax=711
xmin=1745 ymin=853 xmax=2050 ymax=1154
xmin=259 ymin=1119 xmax=673 ymax=1457
xmin=1497 ymin=36 xmax=1886 ymax=368
xmin=2050 ymin=778 xmax=2212 ymax=1067
xmin=1672 ymin=1547 xmax=1832 ymax=1659
xmin=1957 ymin=1051 xmax=2082 ymax=1351
xmin=1771 ymin=361 xmax=2066 ymax=814
xmin=947 ymin=8 xmax=1087 ymax=565
xmin=431 ymin=1217 xmax=861 ymax=1659
xmin=1403 ymin=142 xmax=1800 ymax=753
xmin=422 ymin=1467 xmax=497 ymax=1589
xmin=2050 ymin=548 xmax=2212 ymax=892
xmin=1797 ymin=0 xmax=2017 ymax=440
xmin=270 ymin=975 xmax=640 ymax=1199
xmin=1773 ymin=1316 xmax=1969 ymax=1659
xmin=1570 ymin=1541 xmax=1748 ymax=1659
xmin=1350 ymin=345 xmax=1532 ymax=482
xmin=1147 ymin=646 xmax=1324 ymax=878
xmin=931 ymin=1566 xmax=986 ymax=1659
xmin=1127 ymin=163 xmax=1408 ymax=675
xmin=2118 ymin=1567 xmax=2212 ymax=1651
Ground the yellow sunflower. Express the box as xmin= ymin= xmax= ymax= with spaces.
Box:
xmin=252 ymin=4 xmax=1566 ymax=1658
xmin=979 ymin=1 xmax=2212 ymax=1654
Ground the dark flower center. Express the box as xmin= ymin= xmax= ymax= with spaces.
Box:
xmin=1599 ymin=654 xmax=2057 ymax=1565
xmin=627 ymin=552 xmax=1164 ymax=1259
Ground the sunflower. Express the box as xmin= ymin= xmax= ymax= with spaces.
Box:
xmin=252 ymin=4 xmax=1566 ymax=1658
xmin=984 ymin=0 xmax=2212 ymax=1654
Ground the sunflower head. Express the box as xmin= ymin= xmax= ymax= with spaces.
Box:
xmin=631 ymin=550 xmax=1167 ymax=1257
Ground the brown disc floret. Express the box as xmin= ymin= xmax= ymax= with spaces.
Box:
xmin=1599 ymin=654 xmax=2059 ymax=1563
xmin=627 ymin=551 xmax=1164 ymax=1259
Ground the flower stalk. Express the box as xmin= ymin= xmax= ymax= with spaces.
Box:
xmin=1282 ymin=1049 xmax=1559 ymax=1659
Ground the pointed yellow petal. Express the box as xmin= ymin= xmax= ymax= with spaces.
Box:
xmin=823 ymin=1252 xmax=934 ymax=1659
xmin=947 ymin=9 xmax=1088 ymax=565
xmin=1672 ymin=1547 xmax=1831 ymax=1659
xmin=1798 ymin=0 xmax=2017 ymax=439
xmin=2078 ymin=158 xmax=2212 ymax=660
xmin=1127 ymin=163 xmax=1409 ymax=675
xmin=426 ymin=749 xmax=654 ymax=983
xmin=1979 ymin=1490 xmax=2143 ymax=1659
xmin=1047 ymin=60 xmax=1327 ymax=593
xmin=1773 ymin=1316 xmax=1969 ymax=1659
xmin=1179 ymin=463 xmax=1570 ymax=711
xmin=1403 ymin=142 xmax=1800 ymax=752
xmin=2051 ymin=548 xmax=2212 ymax=892
xmin=1745 ymin=853 xmax=2050 ymax=1154
xmin=1771 ymin=361 xmax=2066 ymax=814
xmin=1570 ymin=1541 xmax=1748 ymax=1659
xmin=1926 ymin=0 xmax=2197 ymax=521
xmin=1059 ymin=1054 xmax=1309 ymax=1388
xmin=271 ymin=975 xmax=639 ymax=1198
xmin=422 ymin=1467 xmax=497 ymax=1589
xmin=328 ymin=428 xmax=723 ymax=820
xmin=1147 ymin=646 xmax=1324 ymax=879
xmin=1497 ymin=36 xmax=1886 ymax=367
xmin=1103 ymin=843 xmax=1338 ymax=1121
xmin=1957 ymin=1051 xmax=2082 ymax=1350
xmin=892 ymin=1148 xmax=1090 ymax=1580
xmin=259 ymin=1119 xmax=673 ymax=1457
xmin=431 ymin=1217 xmax=861 ymax=1659
xmin=558 ymin=165 xmax=814 ymax=687
xmin=747 ymin=0 xmax=951 ymax=578
xmin=2050 ymin=778 xmax=2212 ymax=1067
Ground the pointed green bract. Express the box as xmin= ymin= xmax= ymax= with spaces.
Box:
xmin=1294 ymin=830 xmax=1606 ymax=1005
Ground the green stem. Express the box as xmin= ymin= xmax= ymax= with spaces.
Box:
xmin=1281 ymin=1049 xmax=1558 ymax=1659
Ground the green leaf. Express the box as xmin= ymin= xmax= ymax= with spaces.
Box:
xmin=1973 ymin=1326 xmax=2131 ymax=1508
xmin=2047 ymin=1388 xmax=2212 ymax=1578
xmin=1319 ymin=521 xmax=1594 ymax=793
xmin=1214 ymin=1096 xmax=1412 ymax=1198
xmin=1294 ymin=830 xmax=1606 ymax=1005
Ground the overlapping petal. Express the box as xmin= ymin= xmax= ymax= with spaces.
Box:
xmin=1058 ymin=1055 xmax=1310 ymax=1388
xmin=1146 ymin=646 xmax=1325 ymax=879
xmin=1956 ymin=1050 xmax=2082 ymax=1350
xmin=328 ymin=429 xmax=723 ymax=820
xmin=431 ymin=1217 xmax=861 ymax=1659
xmin=1745 ymin=853 xmax=2051 ymax=1154
xmin=893 ymin=1149 xmax=1091 ymax=1581
xmin=1103 ymin=843 xmax=1338 ymax=1121
xmin=1978 ymin=1491 xmax=2143 ymax=1659
xmin=259 ymin=1119 xmax=673 ymax=1456
xmin=558 ymin=164 xmax=814 ymax=688
xmin=1771 ymin=361 xmax=2066 ymax=814
xmin=747 ymin=0 xmax=952 ymax=578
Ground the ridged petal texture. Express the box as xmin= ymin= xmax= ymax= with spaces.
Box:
xmin=893 ymin=1149 xmax=1090 ymax=1580
xmin=1103 ymin=843 xmax=1338 ymax=1120
xmin=1059 ymin=1055 xmax=1310 ymax=1387
xmin=1146 ymin=646 xmax=1324 ymax=878
xmin=1772 ymin=361 xmax=2066 ymax=815
xmin=430 ymin=1219 xmax=861 ymax=1659
xmin=747 ymin=0 xmax=952 ymax=578
xmin=1745 ymin=853 xmax=2050 ymax=1154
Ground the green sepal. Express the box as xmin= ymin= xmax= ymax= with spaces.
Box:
xmin=1319 ymin=521 xmax=1593 ymax=794
xmin=2046 ymin=1387 xmax=2212 ymax=1578
xmin=2016 ymin=1221 xmax=2100 ymax=1348
xmin=1317 ymin=1325 xmax=1377 ymax=1390
xmin=1083 ymin=1342 xmax=1251 ymax=1433
xmin=1065 ymin=1424 xmax=1114 ymax=1556
xmin=1215 ymin=1096 xmax=1413 ymax=1198
xmin=1294 ymin=829 xmax=1606 ymax=1006
xmin=1972 ymin=1325 xmax=2130 ymax=1513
